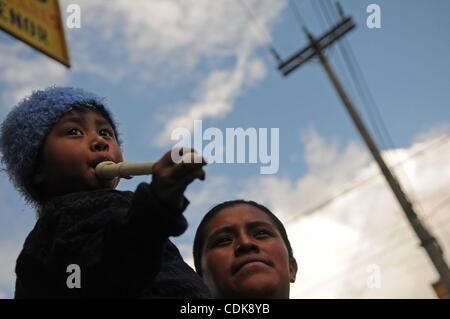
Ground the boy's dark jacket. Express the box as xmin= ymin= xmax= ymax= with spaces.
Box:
xmin=14 ymin=183 xmax=211 ymax=298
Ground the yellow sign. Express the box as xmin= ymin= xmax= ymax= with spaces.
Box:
xmin=432 ymin=280 xmax=450 ymax=299
xmin=0 ymin=0 xmax=70 ymax=67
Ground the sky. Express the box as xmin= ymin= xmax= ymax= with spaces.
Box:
xmin=0 ymin=0 xmax=449 ymax=299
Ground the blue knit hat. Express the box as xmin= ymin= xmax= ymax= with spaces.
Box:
xmin=0 ymin=86 xmax=121 ymax=205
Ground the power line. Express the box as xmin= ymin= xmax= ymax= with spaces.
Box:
xmin=236 ymin=0 xmax=283 ymax=63
xmin=311 ymin=0 xmax=353 ymax=80
xmin=284 ymin=134 xmax=450 ymax=224
xmin=356 ymin=192 xmax=450 ymax=262
xmin=286 ymin=186 xmax=450 ymax=270
xmin=282 ymin=129 xmax=450 ymax=289
xmin=316 ymin=1 xmax=407 ymax=211
xmin=340 ymin=249 xmax=437 ymax=298
xmin=301 ymin=240 xmax=436 ymax=296
xmin=369 ymin=189 xmax=450 ymax=250
xmin=288 ymin=0 xmax=308 ymax=32
xmin=338 ymin=1 xmax=426 ymax=211
xmin=321 ymin=5 xmax=395 ymax=285
xmin=285 ymin=136 xmax=450 ymax=294
xmin=277 ymin=1 xmax=450 ymax=292
xmin=340 ymin=181 xmax=380 ymax=292
xmin=318 ymin=0 xmax=400 ymax=175
xmin=319 ymin=1 xmax=388 ymax=150
xmin=317 ymin=0 xmax=405 ymax=201
xmin=322 ymin=0 xmax=427 ymax=219
xmin=427 ymin=195 xmax=450 ymax=216
xmin=309 ymin=1 xmax=401 ymax=252
xmin=290 ymin=188 xmax=450 ymax=274
xmin=299 ymin=214 xmax=450 ymax=295
xmin=236 ymin=0 xmax=272 ymax=44
xmin=292 ymin=188 xmax=450 ymax=275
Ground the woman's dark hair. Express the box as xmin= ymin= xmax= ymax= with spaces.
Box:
xmin=193 ymin=200 xmax=294 ymax=277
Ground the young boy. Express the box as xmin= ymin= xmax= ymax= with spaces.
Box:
xmin=0 ymin=86 xmax=211 ymax=298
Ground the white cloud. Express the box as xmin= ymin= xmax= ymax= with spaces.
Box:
xmin=240 ymin=128 xmax=373 ymax=223
xmin=0 ymin=43 xmax=67 ymax=111
xmin=157 ymin=57 xmax=267 ymax=144
xmin=69 ymin=0 xmax=284 ymax=77
xmin=153 ymin=0 xmax=282 ymax=145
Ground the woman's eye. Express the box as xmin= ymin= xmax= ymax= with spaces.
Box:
xmin=254 ymin=230 xmax=272 ymax=239
xmin=66 ymin=128 xmax=82 ymax=136
xmin=99 ymin=128 xmax=114 ymax=137
xmin=212 ymin=237 xmax=232 ymax=247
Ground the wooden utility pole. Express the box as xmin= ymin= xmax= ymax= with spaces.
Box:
xmin=277 ymin=11 xmax=450 ymax=297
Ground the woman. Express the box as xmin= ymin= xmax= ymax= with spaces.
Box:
xmin=193 ymin=200 xmax=298 ymax=298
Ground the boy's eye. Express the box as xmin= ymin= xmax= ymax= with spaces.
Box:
xmin=99 ymin=128 xmax=114 ymax=138
xmin=66 ymin=128 xmax=83 ymax=136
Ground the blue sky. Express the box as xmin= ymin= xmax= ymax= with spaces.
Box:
xmin=1 ymin=0 xmax=449 ymax=298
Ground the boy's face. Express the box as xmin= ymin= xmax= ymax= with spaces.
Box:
xmin=37 ymin=109 xmax=123 ymax=198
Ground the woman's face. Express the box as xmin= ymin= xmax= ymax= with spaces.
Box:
xmin=200 ymin=204 xmax=297 ymax=298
